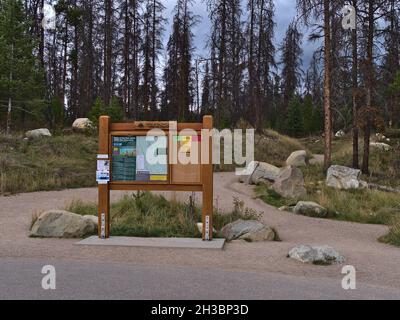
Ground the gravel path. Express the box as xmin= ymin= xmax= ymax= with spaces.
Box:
xmin=0 ymin=172 xmax=399 ymax=291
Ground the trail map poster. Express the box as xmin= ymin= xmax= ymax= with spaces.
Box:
xmin=112 ymin=136 xmax=136 ymax=181
xmin=136 ymin=136 xmax=168 ymax=182
xmin=111 ymin=135 xmax=168 ymax=182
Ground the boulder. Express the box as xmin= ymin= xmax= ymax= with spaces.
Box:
xmin=83 ymin=215 xmax=98 ymax=226
xmin=272 ymin=166 xmax=307 ymax=199
xmin=288 ymin=245 xmax=345 ymax=265
xmin=326 ymin=165 xmax=362 ymax=190
xmin=221 ymin=219 xmax=275 ymax=242
xmin=25 ymin=128 xmax=52 ymax=140
xmin=30 ymin=210 xmax=97 ymax=238
xmin=370 ymin=142 xmax=391 ymax=152
xmin=286 ymin=150 xmax=307 ymax=167
xmin=293 ymin=201 xmax=328 ymax=218
xmin=335 ymin=130 xmax=346 ymax=138
xmin=72 ymin=118 xmax=94 ymax=133
xmin=250 ymin=162 xmax=281 ymax=184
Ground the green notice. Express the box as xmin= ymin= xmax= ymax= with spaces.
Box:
xmin=112 ymin=136 xmax=136 ymax=181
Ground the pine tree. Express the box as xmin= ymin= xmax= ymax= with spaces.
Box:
xmin=286 ymin=97 xmax=304 ymax=137
xmin=162 ymin=0 xmax=196 ymax=121
xmin=0 ymin=0 xmax=44 ymax=133
xmin=279 ymin=21 xmax=303 ymax=112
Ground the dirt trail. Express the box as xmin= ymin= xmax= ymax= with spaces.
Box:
xmin=0 ymin=172 xmax=399 ymax=290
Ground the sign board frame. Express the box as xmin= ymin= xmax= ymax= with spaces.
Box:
xmin=97 ymin=115 xmax=214 ymax=240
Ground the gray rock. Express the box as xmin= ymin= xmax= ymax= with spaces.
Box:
xmin=294 ymin=201 xmax=328 ymax=218
xmin=30 ymin=210 xmax=96 ymax=238
xmin=370 ymin=142 xmax=391 ymax=151
xmin=288 ymin=245 xmax=345 ymax=265
xmin=72 ymin=118 xmax=94 ymax=133
xmin=25 ymin=128 xmax=52 ymax=139
xmin=221 ymin=219 xmax=275 ymax=242
xmin=326 ymin=165 xmax=362 ymax=190
xmin=83 ymin=215 xmax=98 ymax=227
xmin=272 ymin=166 xmax=307 ymax=199
xmin=286 ymin=150 xmax=307 ymax=167
xmin=238 ymin=161 xmax=258 ymax=184
xmin=335 ymin=130 xmax=346 ymax=138
xmin=250 ymin=162 xmax=281 ymax=184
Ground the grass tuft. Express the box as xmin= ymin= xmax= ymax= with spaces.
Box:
xmin=66 ymin=192 xmax=261 ymax=238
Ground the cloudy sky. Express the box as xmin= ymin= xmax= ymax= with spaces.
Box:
xmin=162 ymin=0 xmax=320 ymax=71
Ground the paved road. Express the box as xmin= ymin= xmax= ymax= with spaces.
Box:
xmin=1 ymin=257 xmax=400 ymax=300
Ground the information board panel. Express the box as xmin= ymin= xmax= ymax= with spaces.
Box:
xmin=111 ymin=136 xmax=136 ymax=181
xmin=98 ymin=116 xmax=213 ymax=241
xmin=111 ymin=135 xmax=168 ymax=182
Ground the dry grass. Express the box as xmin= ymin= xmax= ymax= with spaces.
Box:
xmin=65 ymin=192 xmax=262 ymax=238
xmin=379 ymin=220 xmax=400 ymax=247
xmin=216 ymin=129 xmax=311 ymax=171
xmin=0 ymin=134 xmax=97 ymax=194
xmin=258 ymin=130 xmax=400 ymax=246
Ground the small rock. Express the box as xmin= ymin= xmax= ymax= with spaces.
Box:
xmin=272 ymin=166 xmax=307 ymax=199
xmin=370 ymin=142 xmax=391 ymax=151
xmin=335 ymin=130 xmax=345 ymax=138
xmin=25 ymin=128 xmax=52 ymax=140
xmin=375 ymin=133 xmax=386 ymax=142
xmin=288 ymin=245 xmax=345 ymax=265
xmin=286 ymin=150 xmax=307 ymax=167
xmin=326 ymin=165 xmax=362 ymax=190
xmin=221 ymin=219 xmax=275 ymax=242
xmin=30 ymin=210 xmax=96 ymax=238
xmin=294 ymin=201 xmax=328 ymax=218
xmin=72 ymin=118 xmax=94 ymax=133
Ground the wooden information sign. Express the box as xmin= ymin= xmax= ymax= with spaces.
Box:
xmin=97 ymin=115 xmax=214 ymax=240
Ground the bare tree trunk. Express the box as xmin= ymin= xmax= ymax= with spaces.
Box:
xmin=6 ymin=43 xmax=14 ymax=135
xmin=352 ymin=0 xmax=359 ymax=169
xmin=362 ymin=0 xmax=375 ymax=175
xmin=123 ymin=0 xmax=130 ymax=119
xmin=103 ymin=0 xmax=113 ymax=106
xmin=323 ymin=0 xmax=332 ymax=171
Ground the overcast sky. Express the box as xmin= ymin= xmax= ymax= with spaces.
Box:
xmin=162 ymin=0 xmax=320 ymax=71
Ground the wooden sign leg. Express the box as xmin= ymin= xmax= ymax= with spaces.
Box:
xmin=98 ymin=116 xmax=110 ymax=238
xmin=202 ymin=116 xmax=213 ymax=241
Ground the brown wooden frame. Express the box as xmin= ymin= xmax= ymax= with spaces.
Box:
xmin=98 ymin=115 xmax=214 ymax=240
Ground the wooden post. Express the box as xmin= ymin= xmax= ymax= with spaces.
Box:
xmin=202 ymin=115 xmax=213 ymax=240
xmin=98 ymin=116 xmax=110 ymax=238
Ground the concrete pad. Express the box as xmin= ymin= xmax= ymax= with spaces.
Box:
xmin=76 ymin=236 xmax=225 ymax=250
